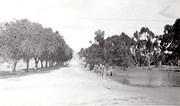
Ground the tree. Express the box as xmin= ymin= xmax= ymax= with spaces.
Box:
xmin=132 ymin=27 xmax=157 ymax=67
xmin=172 ymin=19 xmax=180 ymax=61
xmin=159 ymin=18 xmax=180 ymax=65
xmin=78 ymin=30 xmax=106 ymax=69
xmin=30 ymin=23 xmax=44 ymax=69
xmin=18 ymin=19 xmax=34 ymax=71
xmin=0 ymin=19 xmax=73 ymax=72
xmin=94 ymin=29 xmax=105 ymax=48
xmin=104 ymin=33 xmax=134 ymax=67
xmin=79 ymin=30 xmax=135 ymax=68
xmin=0 ymin=19 xmax=29 ymax=72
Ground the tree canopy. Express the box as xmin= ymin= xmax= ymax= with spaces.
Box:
xmin=79 ymin=18 xmax=180 ymax=68
xmin=0 ymin=19 xmax=73 ymax=72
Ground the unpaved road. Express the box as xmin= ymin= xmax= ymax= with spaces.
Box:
xmin=0 ymin=59 xmax=179 ymax=106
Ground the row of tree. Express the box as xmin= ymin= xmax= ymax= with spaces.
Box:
xmin=0 ymin=19 xmax=73 ymax=72
xmin=78 ymin=18 xmax=180 ymax=69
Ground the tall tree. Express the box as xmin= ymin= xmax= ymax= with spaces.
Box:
xmin=0 ymin=20 xmax=26 ymax=72
xmin=159 ymin=18 xmax=180 ymax=65
xmin=104 ymin=33 xmax=134 ymax=67
xmin=94 ymin=29 xmax=105 ymax=48
xmin=133 ymin=27 xmax=157 ymax=67
xmin=0 ymin=19 xmax=73 ymax=72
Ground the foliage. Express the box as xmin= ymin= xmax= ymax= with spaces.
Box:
xmin=79 ymin=31 xmax=135 ymax=68
xmin=80 ymin=18 xmax=180 ymax=68
xmin=159 ymin=18 xmax=180 ymax=65
xmin=0 ymin=19 xmax=73 ymax=72
xmin=132 ymin=27 xmax=159 ymax=67
xmin=104 ymin=33 xmax=134 ymax=66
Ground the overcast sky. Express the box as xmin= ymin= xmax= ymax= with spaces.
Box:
xmin=0 ymin=0 xmax=179 ymax=51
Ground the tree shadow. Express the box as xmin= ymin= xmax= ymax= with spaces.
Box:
xmin=0 ymin=65 xmax=67 ymax=79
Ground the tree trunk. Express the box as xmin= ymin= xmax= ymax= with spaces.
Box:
xmin=147 ymin=56 xmax=150 ymax=67
xmin=45 ymin=60 xmax=48 ymax=68
xmin=34 ymin=58 xmax=39 ymax=70
xmin=146 ymin=54 xmax=151 ymax=70
xmin=26 ymin=59 xmax=29 ymax=72
xmin=40 ymin=60 xmax=43 ymax=68
xmin=12 ymin=59 xmax=17 ymax=72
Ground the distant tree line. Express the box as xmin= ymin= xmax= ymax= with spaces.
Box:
xmin=78 ymin=18 xmax=180 ymax=69
xmin=0 ymin=19 xmax=73 ymax=72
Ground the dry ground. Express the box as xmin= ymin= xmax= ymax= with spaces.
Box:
xmin=0 ymin=59 xmax=179 ymax=106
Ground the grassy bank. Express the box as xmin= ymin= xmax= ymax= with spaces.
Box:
xmin=0 ymin=61 xmax=66 ymax=79
xmin=109 ymin=66 xmax=180 ymax=87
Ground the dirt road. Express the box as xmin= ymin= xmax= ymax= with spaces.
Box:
xmin=0 ymin=58 xmax=179 ymax=106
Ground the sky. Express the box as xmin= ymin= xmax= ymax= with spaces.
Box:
xmin=0 ymin=0 xmax=179 ymax=52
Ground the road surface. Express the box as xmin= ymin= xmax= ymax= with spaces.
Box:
xmin=0 ymin=58 xmax=179 ymax=106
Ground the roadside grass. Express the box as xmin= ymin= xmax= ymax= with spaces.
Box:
xmin=0 ymin=65 xmax=66 ymax=79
